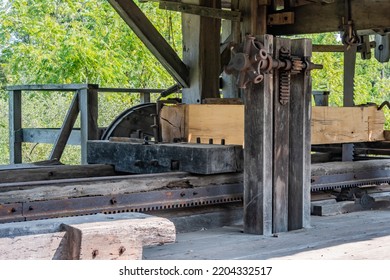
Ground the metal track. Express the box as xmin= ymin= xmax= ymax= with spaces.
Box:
xmin=311 ymin=169 xmax=390 ymax=191
xmin=0 ymin=184 xmax=243 ymax=224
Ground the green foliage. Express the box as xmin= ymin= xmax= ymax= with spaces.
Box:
xmin=0 ymin=0 xmax=182 ymax=164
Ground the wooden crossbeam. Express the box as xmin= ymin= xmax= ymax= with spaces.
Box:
xmin=159 ymin=1 xmax=241 ymax=21
xmin=108 ymin=0 xmax=189 ymax=87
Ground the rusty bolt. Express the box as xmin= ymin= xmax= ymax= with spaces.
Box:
xmin=92 ymin=249 xmax=99 ymax=259
xmin=119 ymin=246 xmax=126 ymax=256
xmin=180 ymin=192 xmax=186 ymax=197
xmin=10 ymin=208 xmax=16 ymax=213
xmin=28 ymin=206 xmax=34 ymax=211
xmin=110 ymin=198 xmax=117 ymax=205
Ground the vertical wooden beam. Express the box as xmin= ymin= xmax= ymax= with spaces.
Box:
xmin=9 ymin=90 xmax=22 ymax=164
xmin=272 ymin=38 xmax=291 ymax=233
xmin=243 ymin=35 xmax=274 ymax=235
xmin=342 ymin=44 xmax=357 ymax=161
xmin=49 ymin=93 xmax=80 ymax=161
xmin=182 ymin=0 xmax=221 ymax=104
xmin=239 ymin=0 xmax=258 ymax=36
xmin=288 ymin=39 xmax=312 ymax=230
xmin=140 ymin=92 xmax=151 ymax=104
xmin=79 ymin=85 xmax=98 ymax=164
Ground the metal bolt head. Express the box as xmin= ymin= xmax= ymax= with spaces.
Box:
xmin=119 ymin=246 xmax=126 ymax=256
xmin=92 ymin=249 xmax=99 ymax=259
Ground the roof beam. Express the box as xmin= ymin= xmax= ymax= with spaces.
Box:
xmin=108 ymin=0 xmax=190 ymax=87
xmin=269 ymin=0 xmax=390 ymax=35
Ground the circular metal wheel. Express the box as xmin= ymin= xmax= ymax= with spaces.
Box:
xmin=101 ymin=103 xmax=157 ymax=140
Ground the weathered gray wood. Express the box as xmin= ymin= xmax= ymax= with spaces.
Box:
xmin=79 ymin=87 xmax=98 ymax=164
xmin=342 ymin=44 xmax=357 ymax=161
xmin=0 ymin=232 xmax=68 ymax=260
xmin=159 ymin=1 xmax=241 ymax=21
xmin=0 ymin=213 xmax=175 ymax=260
xmin=5 ymin=84 xmax=90 ymax=92
xmin=87 ymin=141 xmax=243 ymax=175
xmin=108 ymin=0 xmax=189 ymax=87
xmin=288 ymin=39 xmax=312 ymax=230
xmin=269 ymin=0 xmax=390 ymax=35
xmin=243 ymin=35 xmax=274 ymax=235
xmin=0 ymin=172 xmax=242 ymax=203
xmin=140 ymin=92 xmax=151 ymax=104
xmin=181 ymin=0 xmax=221 ymax=103
xmin=0 ymin=164 xmax=116 ymax=184
xmin=273 ymin=38 xmax=291 ymax=233
xmin=22 ymin=128 xmax=81 ymax=145
xmin=9 ymin=90 xmax=22 ymax=164
xmin=49 ymin=93 xmax=80 ymax=161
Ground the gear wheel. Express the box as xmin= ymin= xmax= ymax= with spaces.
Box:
xmin=291 ymin=56 xmax=304 ymax=75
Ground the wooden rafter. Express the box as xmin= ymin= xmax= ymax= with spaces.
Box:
xmin=108 ymin=0 xmax=190 ymax=87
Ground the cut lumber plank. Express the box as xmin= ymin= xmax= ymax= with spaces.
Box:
xmin=160 ymin=104 xmax=386 ymax=145
xmin=0 ymin=213 xmax=176 ymax=260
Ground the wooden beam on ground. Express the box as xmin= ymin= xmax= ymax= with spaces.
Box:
xmin=108 ymin=0 xmax=189 ymax=87
xmin=243 ymin=35 xmax=274 ymax=235
xmin=159 ymin=1 xmax=241 ymax=21
xmin=49 ymin=93 xmax=80 ymax=161
xmin=268 ymin=0 xmax=390 ymax=35
xmin=181 ymin=0 xmax=221 ymax=103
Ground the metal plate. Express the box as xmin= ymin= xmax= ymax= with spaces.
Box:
xmin=0 ymin=203 xmax=24 ymax=223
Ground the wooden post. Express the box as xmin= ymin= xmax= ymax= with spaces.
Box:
xmin=288 ymin=39 xmax=312 ymax=230
xmin=49 ymin=92 xmax=80 ymax=161
xmin=140 ymin=92 xmax=151 ymax=104
xmin=272 ymin=38 xmax=291 ymax=233
xmin=182 ymin=0 xmax=221 ymax=104
xmin=9 ymin=90 xmax=22 ymax=164
xmin=79 ymin=85 xmax=98 ymax=164
xmin=342 ymin=44 xmax=357 ymax=161
xmin=243 ymin=35 xmax=274 ymax=235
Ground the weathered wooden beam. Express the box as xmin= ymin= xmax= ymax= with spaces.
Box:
xmin=49 ymin=93 xmax=80 ymax=161
xmin=243 ymin=35 xmax=274 ymax=235
xmin=269 ymin=0 xmax=390 ymax=35
xmin=313 ymin=44 xmax=345 ymax=52
xmin=108 ymin=0 xmax=189 ymax=87
xmin=21 ymin=128 xmax=81 ymax=145
xmin=181 ymin=0 xmax=221 ymax=103
xmin=9 ymin=90 xmax=22 ymax=164
xmin=272 ymin=37 xmax=291 ymax=233
xmin=79 ymin=86 xmax=99 ymax=164
xmin=159 ymin=1 xmax=241 ymax=21
xmin=5 ymin=84 xmax=90 ymax=92
xmin=0 ymin=164 xmax=116 ymax=184
xmin=288 ymin=38 xmax=312 ymax=230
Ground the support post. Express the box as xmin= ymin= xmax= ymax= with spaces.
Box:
xmin=182 ymin=0 xmax=221 ymax=104
xmin=288 ymin=39 xmax=312 ymax=230
xmin=272 ymin=38 xmax=291 ymax=233
xmin=140 ymin=92 xmax=151 ymax=104
xmin=79 ymin=85 xmax=98 ymax=164
xmin=342 ymin=44 xmax=357 ymax=161
xmin=9 ymin=90 xmax=22 ymax=164
xmin=49 ymin=93 xmax=80 ymax=161
xmin=243 ymin=35 xmax=274 ymax=235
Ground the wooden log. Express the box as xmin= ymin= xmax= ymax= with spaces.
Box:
xmin=160 ymin=104 xmax=386 ymax=145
